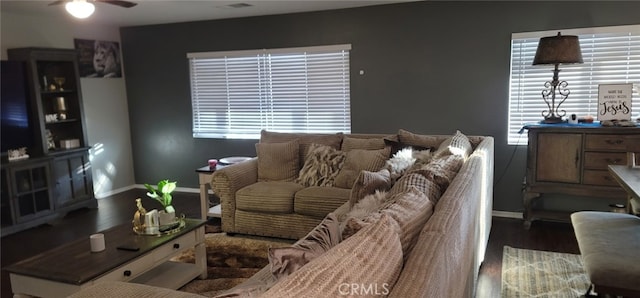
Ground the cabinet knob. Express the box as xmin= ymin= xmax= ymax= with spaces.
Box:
xmin=605 ymin=139 xmax=623 ymax=145
xmin=123 ymin=270 xmax=132 ymax=277
xmin=173 ymin=243 xmax=180 ymax=249
xmin=605 ymin=158 xmax=622 ymax=164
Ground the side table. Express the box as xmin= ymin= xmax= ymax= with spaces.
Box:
xmin=196 ymin=165 xmax=222 ymax=220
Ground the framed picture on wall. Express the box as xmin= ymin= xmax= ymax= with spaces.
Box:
xmin=597 ymin=83 xmax=632 ymax=121
xmin=74 ymin=39 xmax=122 ymax=78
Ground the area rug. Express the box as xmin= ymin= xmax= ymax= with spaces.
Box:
xmin=171 ymin=233 xmax=293 ymax=297
xmin=501 ymin=246 xmax=590 ymax=298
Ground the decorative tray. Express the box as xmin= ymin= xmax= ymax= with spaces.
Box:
xmin=133 ymin=218 xmax=185 ymax=236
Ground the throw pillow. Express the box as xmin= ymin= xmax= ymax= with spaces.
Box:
xmin=409 ymin=154 xmax=464 ymax=191
xmin=261 ymin=214 xmax=403 ymax=298
xmin=268 ymin=213 xmax=341 ymax=279
xmin=341 ymin=136 xmax=387 ymax=151
xmin=256 ymin=140 xmax=299 ymax=182
xmin=333 ymin=147 xmax=391 ymax=189
xmin=295 ymin=144 xmax=346 ymax=187
xmin=433 ymin=130 xmax=473 ymax=159
xmin=349 ymin=169 xmax=392 ymax=208
xmin=387 ymin=172 xmax=442 ymax=203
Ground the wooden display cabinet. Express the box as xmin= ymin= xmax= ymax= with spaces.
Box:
xmin=8 ymin=48 xmax=88 ymax=156
xmin=0 ymin=159 xmax=59 ymax=236
xmin=2 ymin=48 xmax=97 ymax=237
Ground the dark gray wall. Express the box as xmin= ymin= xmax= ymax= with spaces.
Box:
xmin=120 ymin=1 xmax=640 ymax=212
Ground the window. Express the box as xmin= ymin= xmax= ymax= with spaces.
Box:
xmin=188 ymin=44 xmax=351 ymax=139
xmin=507 ymin=25 xmax=640 ymax=145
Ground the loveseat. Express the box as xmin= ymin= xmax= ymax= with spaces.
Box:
xmin=212 ymin=130 xmax=400 ymax=239
xmin=70 ymin=129 xmax=494 ymax=297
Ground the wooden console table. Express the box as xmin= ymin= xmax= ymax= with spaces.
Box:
xmin=6 ymin=218 xmax=207 ymax=298
xmin=523 ymin=125 xmax=639 ymax=228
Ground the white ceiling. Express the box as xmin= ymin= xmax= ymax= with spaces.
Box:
xmin=1 ymin=0 xmax=419 ymax=27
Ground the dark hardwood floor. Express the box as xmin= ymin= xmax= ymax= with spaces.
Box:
xmin=1 ymin=189 xmax=579 ymax=297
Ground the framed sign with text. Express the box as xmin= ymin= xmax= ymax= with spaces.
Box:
xmin=597 ymin=83 xmax=632 ymax=121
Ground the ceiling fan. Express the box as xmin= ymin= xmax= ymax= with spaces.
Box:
xmin=49 ymin=0 xmax=137 ymax=19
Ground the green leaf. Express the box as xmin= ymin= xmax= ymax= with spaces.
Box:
xmin=161 ymin=181 xmax=176 ymax=194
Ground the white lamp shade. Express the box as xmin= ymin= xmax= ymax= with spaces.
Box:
xmin=65 ymin=0 xmax=95 ymax=19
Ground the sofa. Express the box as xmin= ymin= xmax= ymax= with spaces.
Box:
xmin=69 ymin=129 xmax=494 ymax=298
xmin=211 ymin=130 xmax=401 ymax=239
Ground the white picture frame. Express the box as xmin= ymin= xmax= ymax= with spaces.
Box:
xmin=597 ymin=83 xmax=632 ymax=121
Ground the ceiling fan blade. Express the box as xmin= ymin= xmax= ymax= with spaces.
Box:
xmin=48 ymin=0 xmax=66 ymax=6
xmin=95 ymin=0 xmax=137 ymax=8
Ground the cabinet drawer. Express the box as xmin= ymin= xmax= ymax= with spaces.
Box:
xmin=583 ymin=152 xmax=627 ymax=169
xmin=585 ymin=134 xmax=638 ymax=151
xmin=583 ymin=170 xmax=619 ymax=186
xmin=98 ymin=253 xmax=154 ymax=282
xmin=153 ymin=230 xmax=197 ymax=262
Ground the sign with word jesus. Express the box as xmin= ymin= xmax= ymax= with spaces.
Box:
xmin=598 ymin=83 xmax=632 ymax=121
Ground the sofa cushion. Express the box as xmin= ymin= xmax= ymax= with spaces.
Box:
xmin=349 ymin=169 xmax=392 ymax=208
xmin=256 ymin=140 xmax=299 ymax=182
xmin=236 ymin=182 xmax=303 ymax=213
xmin=294 ymin=187 xmax=350 ymax=218
xmin=398 ymin=129 xmax=440 ymax=150
xmin=296 ymin=144 xmax=346 ymax=187
xmin=341 ymin=136 xmax=387 ymax=151
xmin=262 ymin=214 xmax=403 ymax=298
xmin=260 ymin=130 xmax=343 ymax=167
xmin=268 ymin=213 xmax=341 ymax=279
xmin=433 ymin=130 xmax=473 ymax=159
xmin=235 ymin=210 xmax=322 ymax=239
xmin=333 ymin=147 xmax=391 ymax=189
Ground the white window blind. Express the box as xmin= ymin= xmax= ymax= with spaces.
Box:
xmin=188 ymin=44 xmax=351 ymax=139
xmin=508 ymin=25 xmax=640 ymax=145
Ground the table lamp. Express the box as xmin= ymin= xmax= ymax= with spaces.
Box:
xmin=533 ymin=32 xmax=583 ymax=123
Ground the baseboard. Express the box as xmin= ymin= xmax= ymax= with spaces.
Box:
xmin=132 ymin=184 xmax=201 ymax=194
xmin=95 ymin=185 xmax=137 ymax=199
xmin=96 ymin=185 xmax=201 ymax=199
xmin=492 ymin=210 xmax=523 ymax=219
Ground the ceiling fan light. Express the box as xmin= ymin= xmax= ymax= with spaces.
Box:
xmin=65 ymin=0 xmax=95 ymax=19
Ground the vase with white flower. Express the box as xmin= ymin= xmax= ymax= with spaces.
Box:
xmin=144 ymin=179 xmax=177 ymax=225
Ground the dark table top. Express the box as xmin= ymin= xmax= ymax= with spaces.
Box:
xmin=5 ymin=218 xmax=206 ymax=285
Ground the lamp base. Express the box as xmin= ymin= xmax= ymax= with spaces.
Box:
xmin=542 ymin=116 xmax=563 ymax=124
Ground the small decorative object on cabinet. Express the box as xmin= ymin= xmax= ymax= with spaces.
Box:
xmin=1 ymin=48 xmax=97 ymax=237
xmin=522 ymin=125 xmax=640 ymax=229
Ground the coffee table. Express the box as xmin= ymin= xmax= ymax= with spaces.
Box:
xmin=6 ymin=218 xmax=207 ymax=298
